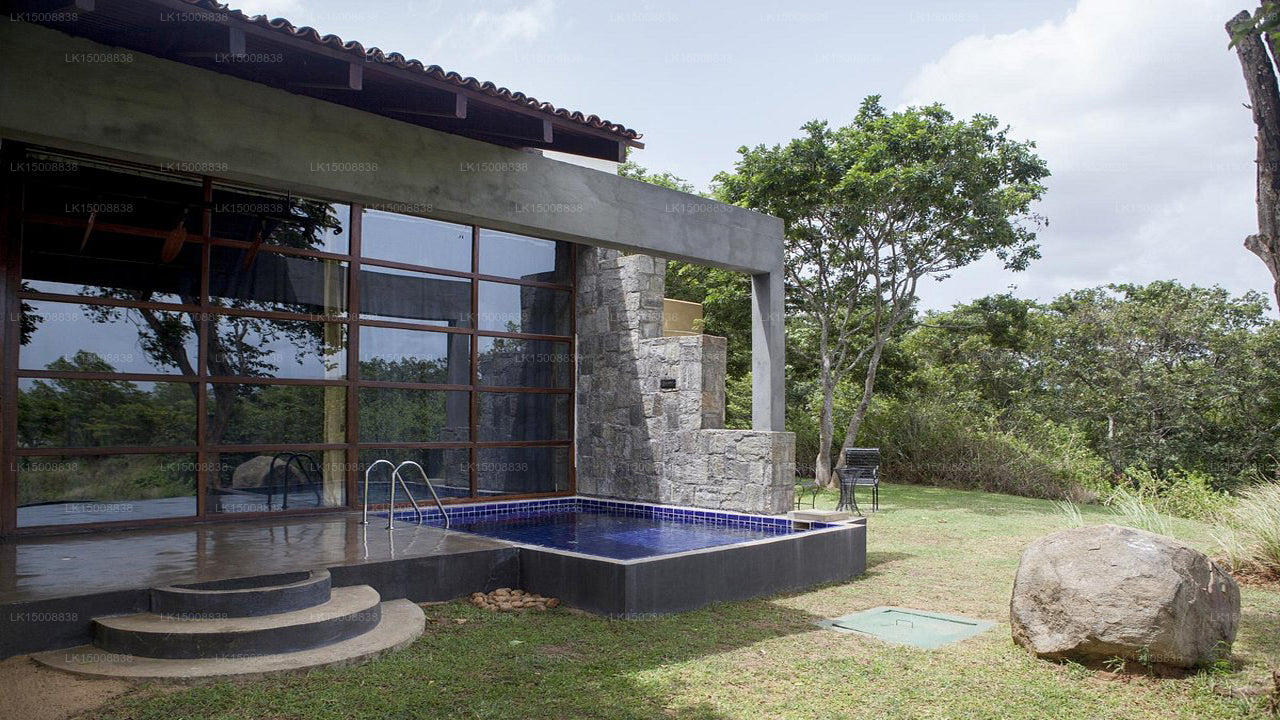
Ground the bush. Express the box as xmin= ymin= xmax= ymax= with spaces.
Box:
xmin=1119 ymin=465 xmax=1233 ymax=520
xmin=859 ymin=397 xmax=1107 ymax=500
xmin=1213 ymin=483 xmax=1280 ymax=576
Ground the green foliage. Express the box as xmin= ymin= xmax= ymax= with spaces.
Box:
xmin=714 ymin=97 xmax=1048 ymax=481
xmin=1119 ymin=466 xmax=1233 ymax=521
xmin=867 ymin=282 xmax=1280 ymax=512
xmin=1213 ymin=482 xmax=1280 ymax=575
xmin=859 ymin=396 xmax=1106 ymax=500
xmin=617 ymin=160 xmax=696 ymax=193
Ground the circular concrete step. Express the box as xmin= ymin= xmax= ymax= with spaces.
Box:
xmin=94 ymin=585 xmax=382 ymax=659
xmin=151 ymin=569 xmax=331 ymax=618
xmin=34 ymin=599 xmax=425 ymax=683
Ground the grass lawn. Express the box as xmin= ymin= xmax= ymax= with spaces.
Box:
xmin=93 ymin=484 xmax=1280 ymax=719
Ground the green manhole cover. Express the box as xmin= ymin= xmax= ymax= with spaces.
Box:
xmin=817 ymin=607 xmax=995 ymax=649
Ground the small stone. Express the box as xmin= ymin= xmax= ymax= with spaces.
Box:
xmin=546 ymin=598 xmax=560 ymax=608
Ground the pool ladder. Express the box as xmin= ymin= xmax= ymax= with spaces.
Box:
xmin=360 ymin=459 xmax=451 ymax=530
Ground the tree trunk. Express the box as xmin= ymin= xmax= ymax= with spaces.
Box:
xmin=815 ymin=349 xmax=837 ymax=489
xmin=1228 ymin=10 xmax=1280 ymax=316
xmin=839 ymin=334 xmax=888 ymax=460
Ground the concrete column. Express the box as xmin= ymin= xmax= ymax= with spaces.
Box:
xmin=751 ymin=270 xmax=785 ymax=431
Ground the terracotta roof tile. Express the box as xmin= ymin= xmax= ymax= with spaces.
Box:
xmin=181 ymin=0 xmax=641 ymax=141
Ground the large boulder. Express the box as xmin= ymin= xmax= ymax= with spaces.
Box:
xmin=1010 ymin=524 xmax=1239 ymax=670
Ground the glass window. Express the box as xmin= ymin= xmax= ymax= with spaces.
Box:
xmin=478 ymin=393 xmax=571 ymax=442
xmin=359 ymin=266 xmax=471 ymax=327
xmin=361 ymin=210 xmax=470 ymax=271
xmin=476 ymin=337 xmax=572 ymax=388
xmin=22 ymin=157 xmax=204 ymax=234
xmin=210 ymin=247 xmax=347 ymax=317
xmin=209 ymin=315 xmax=346 ymax=380
xmin=19 ymin=300 xmax=199 ymax=375
xmin=207 ymin=384 xmax=346 ymax=446
xmin=16 ymin=453 xmax=197 ymax=527
xmin=358 ymin=327 xmax=468 ymax=385
xmin=206 ymin=450 xmax=346 ymax=514
xmin=478 ymin=229 xmax=570 ymax=283
xmin=211 ymin=187 xmax=348 ymax=255
xmin=476 ymin=446 xmax=570 ymax=497
xmin=357 ymin=388 xmax=469 ymax=444
xmin=18 ymin=379 xmax=196 ymax=448
xmin=21 ymin=225 xmax=202 ymax=304
xmin=357 ymin=449 xmax=470 ymax=501
xmin=477 ymin=281 xmax=571 ymax=336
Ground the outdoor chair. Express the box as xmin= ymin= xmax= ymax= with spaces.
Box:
xmin=794 ymin=466 xmax=821 ymax=509
xmin=836 ymin=447 xmax=881 ymax=515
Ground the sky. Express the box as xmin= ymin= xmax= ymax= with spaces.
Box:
xmin=233 ymin=0 xmax=1273 ymax=312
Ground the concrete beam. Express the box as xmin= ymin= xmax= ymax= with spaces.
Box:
xmin=0 ymin=22 xmax=784 ymax=275
xmin=751 ymin=270 xmax=785 ymax=432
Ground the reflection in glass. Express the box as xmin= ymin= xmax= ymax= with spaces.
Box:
xmin=478 ymin=229 xmax=570 ymax=283
xmin=358 ymin=449 xmax=470 ymax=501
xmin=211 ymin=187 xmax=348 ymax=254
xmin=357 ymin=388 xmax=469 ymax=444
xmin=206 ymin=450 xmax=346 ymax=513
xmin=21 ymin=225 xmax=202 ymax=304
xmin=19 ymin=300 xmax=198 ymax=375
xmin=18 ymin=379 xmax=196 ymax=448
xmin=358 ymin=326 xmax=468 ymax=384
xmin=360 ymin=266 xmax=471 ymax=327
xmin=478 ymin=393 xmax=570 ymax=442
xmin=361 ymin=210 xmax=470 ymax=271
xmin=210 ymin=247 xmax=347 ymax=317
xmin=208 ymin=384 xmax=346 ymax=446
xmin=209 ymin=315 xmax=346 ymax=379
xmin=476 ymin=337 xmax=572 ymax=388
xmin=16 ymin=453 xmax=197 ymax=527
xmin=477 ymin=281 xmax=571 ymax=336
xmin=476 ymin=446 xmax=570 ymax=497
xmin=22 ymin=154 xmax=204 ymax=234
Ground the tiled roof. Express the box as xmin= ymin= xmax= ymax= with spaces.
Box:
xmin=181 ymin=0 xmax=641 ymax=142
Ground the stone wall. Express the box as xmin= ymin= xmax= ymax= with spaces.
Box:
xmin=576 ymin=248 xmax=795 ymax=514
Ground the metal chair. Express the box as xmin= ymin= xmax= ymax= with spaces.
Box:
xmin=794 ymin=464 xmax=820 ymax=509
xmin=836 ymin=447 xmax=881 ymax=515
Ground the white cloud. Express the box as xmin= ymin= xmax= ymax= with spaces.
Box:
xmin=903 ymin=0 xmax=1274 ymax=311
xmin=435 ymin=0 xmax=556 ymax=59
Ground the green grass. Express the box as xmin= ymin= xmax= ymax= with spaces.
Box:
xmin=93 ymin=484 xmax=1280 ymax=719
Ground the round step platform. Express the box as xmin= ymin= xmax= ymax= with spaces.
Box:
xmin=94 ymin=585 xmax=382 ymax=659
xmin=34 ymin=599 xmax=425 ymax=683
xmin=151 ymin=569 xmax=332 ymax=618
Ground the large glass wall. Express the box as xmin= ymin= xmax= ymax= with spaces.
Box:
xmin=5 ymin=149 xmax=574 ymax=531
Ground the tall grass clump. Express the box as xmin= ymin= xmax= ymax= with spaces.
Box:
xmin=1213 ymin=483 xmax=1280 ymax=576
xmin=1105 ymin=485 xmax=1173 ymax=536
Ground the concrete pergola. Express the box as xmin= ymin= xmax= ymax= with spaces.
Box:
xmin=0 ymin=19 xmax=786 ymax=433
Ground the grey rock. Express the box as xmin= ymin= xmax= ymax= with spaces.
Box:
xmin=1010 ymin=524 xmax=1240 ymax=669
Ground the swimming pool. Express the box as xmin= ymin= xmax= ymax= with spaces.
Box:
xmin=383 ymin=497 xmax=866 ymax=617
xmin=387 ymin=497 xmax=828 ymax=559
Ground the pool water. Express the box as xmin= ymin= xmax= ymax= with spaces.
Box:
xmin=435 ymin=508 xmax=805 ymax=560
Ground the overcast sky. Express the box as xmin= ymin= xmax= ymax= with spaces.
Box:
xmin=235 ymin=0 xmax=1272 ymax=311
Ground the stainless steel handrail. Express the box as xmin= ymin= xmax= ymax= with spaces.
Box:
xmin=394 ymin=461 xmax=448 ymax=528
xmin=361 ymin=459 xmax=396 ymax=527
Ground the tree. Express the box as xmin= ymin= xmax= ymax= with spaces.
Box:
xmin=716 ymin=97 xmax=1048 ymax=486
xmin=1228 ymin=6 xmax=1280 ymax=315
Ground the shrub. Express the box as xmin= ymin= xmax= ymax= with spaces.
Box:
xmin=1213 ymin=483 xmax=1280 ymax=576
xmin=859 ymin=397 xmax=1107 ymax=500
xmin=1121 ymin=465 xmax=1233 ymax=520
